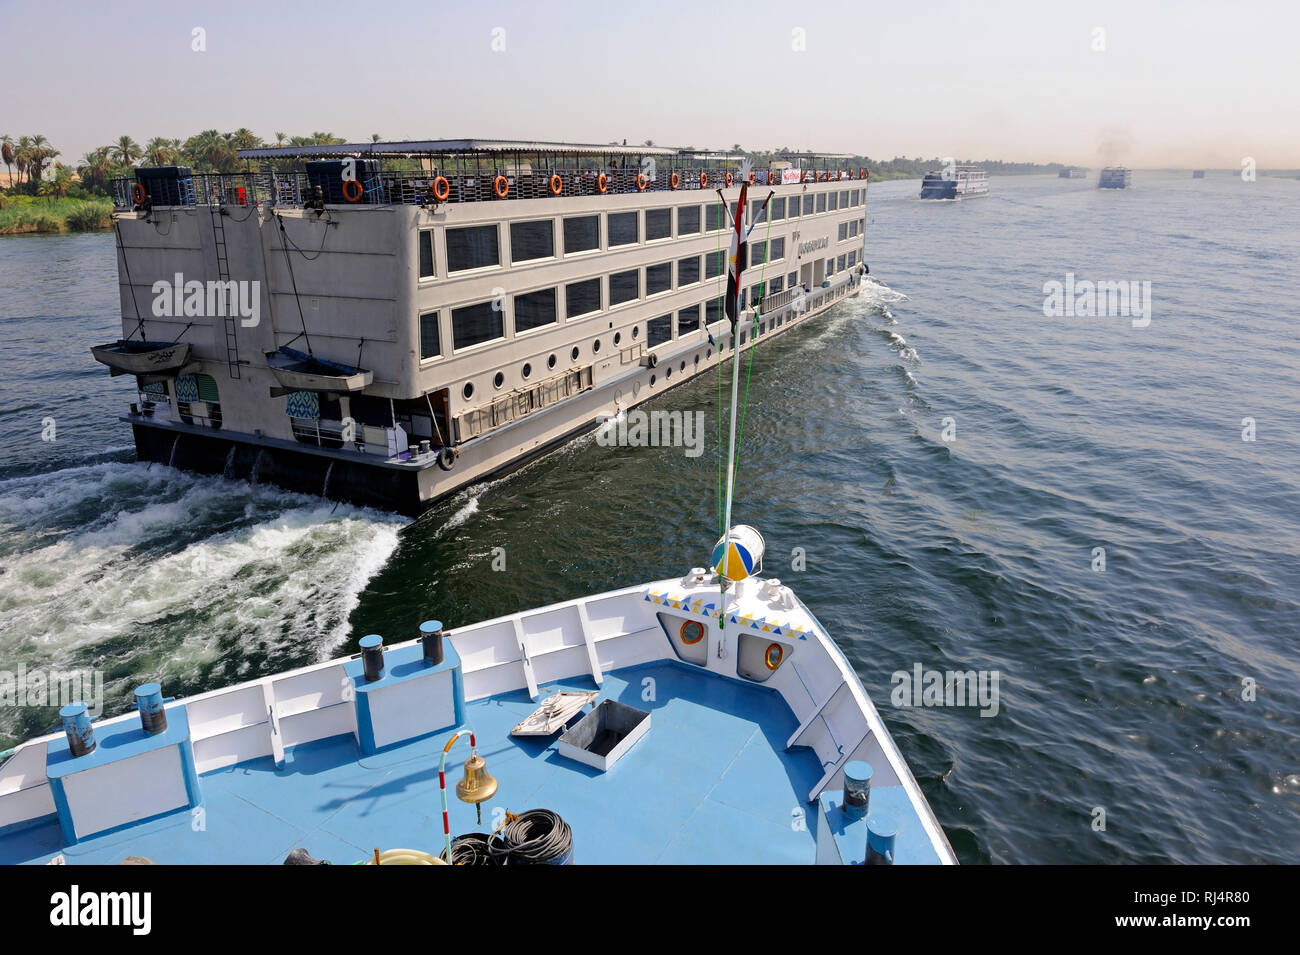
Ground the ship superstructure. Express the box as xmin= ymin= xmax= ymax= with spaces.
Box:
xmin=919 ymin=165 xmax=989 ymax=199
xmin=1098 ymin=166 xmax=1133 ymax=188
xmin=97 ymin=140 xmax=872 ymax=513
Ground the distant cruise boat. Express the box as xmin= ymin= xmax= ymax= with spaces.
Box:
xmin=1192 ymin=170 xmax=1206 ymax=179
xmin=1058 ymin=167 xmax=1087 ymax=178
xmin=1098 ymin=167 xmax=1132 ymax=189
xmin=920 ymin=166 xmax=988 ymax=199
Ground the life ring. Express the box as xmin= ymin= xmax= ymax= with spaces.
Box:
xmin=670 ymin=172 xmax=680 ymax=190
xmin=437 ymin=447 xmax=456 ymax=471
xmin=342 ymin=179 xmax=363 ymax=203
xmin=548 ymin=174 xmax=562 ymax=196
xmin=432 ymin=176 xmax=450 ymax=201
xmin=131 ymin=182 xmax=147 ymax=205
xmin=724 ymin=172 xmax=733 ymax=187
xmin=596 ymin=173 xmax=608 ymax=194
xmin=699 ymin=171 xmax=707 ymax=189
xmin=748 ymin=171 xmax=755 ymax=185
xmin=800 ymin=169 xmax=807 ymax=183
xmin=493 ymin=175 xmax=509 ymax=199
xmin=680 ymin=621 xmax=705 ymax=645
xmin=764 ymin=642 xmax=784 ymax=670
xmin=636 ymin=173 xmax=647 ymax=192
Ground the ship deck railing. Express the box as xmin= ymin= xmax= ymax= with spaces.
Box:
xmin=108 ymin=164 xmax=871 ymax=211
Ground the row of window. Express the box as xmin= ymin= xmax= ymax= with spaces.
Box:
xmin=420 ymin=247 xmax=861 ymax=365
xmin=417 ymin=188 xmax=868 ymax=278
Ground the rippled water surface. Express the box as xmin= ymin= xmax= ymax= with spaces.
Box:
xmin=2 ymin=174 xmax=1298 ymax=863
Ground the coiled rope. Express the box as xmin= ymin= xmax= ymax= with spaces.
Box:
xmin=486 ymin=809 xmax=573 ymax=864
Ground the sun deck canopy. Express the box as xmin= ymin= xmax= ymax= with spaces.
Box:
xmin=239 ymin=138 xmax=683 ymax=160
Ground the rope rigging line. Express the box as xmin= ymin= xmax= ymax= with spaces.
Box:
xmin=114 ymin=220 xmax=146 ymax=342
xmin=275 ymin=213 xmax=314 ymax=356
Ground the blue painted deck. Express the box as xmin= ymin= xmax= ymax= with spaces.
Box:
xmin=3 ymin=661 xmax=834 ymax=865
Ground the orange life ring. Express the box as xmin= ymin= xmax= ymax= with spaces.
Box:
xmin=548 ymin=174 xmax=562 ymax=196
xmin=342 ymin=179 xmax=363 ymax=202
xmin=748 ymin=171 xmax=755 ymax=185
xmin=680 ymin=621 xmax=705 ymax=645
xmin=670 ymin=172 xmax=680 ymax=190
xmin=800 ymin=169 xmax=807 ymax=183
xmin=724 ymin=172 xmax=733 ymax=187
xmin=859 ymin=168 xmax=866 ymax=180
xmin=764 ymin=642 xmax=784 ymax=670
xmin=131 ymin=182 xmax=147 ymax=205
xmin=432 ymin=176 xmax=450 ymax=201
xmin=636 ymin=173 xmax=647 ymax=192
xmin=493 ymin=175 xmax=509 ymax=199
xmin=596 ymin=173 xmax=608 ymax=194
xmin=699 ymin=171 xmax=708 ymax=189
xmin=837 ymin=170 xmax=844 ymax=181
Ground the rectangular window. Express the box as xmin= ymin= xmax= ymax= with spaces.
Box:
xmin=803 ymin=194 xmax=814 ymax=215
xmin=840 ymin=190 xmax=850 ymax=207
xmin=838 ymin=222 xmax=848 ymax=241
xmin=848 ymin=250 xmax=857 ymax=267
xmin=451 ymin=301 xmax=503 ymax=350
xmin=609 ymin=268 xmax=639 ymax=305
xmin=828 ymin=191 xmax=839 ymax=211
xmin=608 ymin=211 xmax=639 ymax=246
xmin=750 ymin=242 xmax=767 ymax=266
xmin=770 ymin=276 xmax=784 ymax=294
xmin=771 ymin=197 xmax=785 ymax=221
xmin=677 ymin=204 xmax=701 ymax=234
xmin=851 ymin=189 xmax=859 ymax=205
xmin=514 ymin=287 xmax=557 ymax=333
xmin=566 ymin=278 xmax=601 ymax=318
xmin=751 ymin=199 xmax=767 ymax=224
xmin=563 ymin=215 xmax=599 ymax=254
xmin=678 ymin=304 xmax=700 ymax=334
xmin=418 ymin=231 xmax=435 ymax=278
xmin=419 ymin=311 xmax=440 ymax=358
xmin=510 ymin=219 xmax=554 ymax=263
xmin=706 ymin=202 xmax=727 ymax=231
xmin=826 ymin=257 xmax=835 ymax=275
xmin=837 ymin=254 xmax=846 ymax=272
xmin=646 ymin=262 xmax=671 ymax=296
xmin=787 ymin=271 xmax=797 ymax=287
xmin=446 ymin=225 xmax=499 ymax=272
xmin=705 ymin=249 xmax=725 ymax=279
xmin=645 ymin=208 xmax=671 ymax=241
xmin=647 ymin=314 xmax=673 ymax=347
xmin=816 ymin=192 xmax=826 ymax=213
xmin=788 ymin=196 xmax=800 ymax=218
xmin=770 ymin=237 xmax=785 ymax=260
xmin=705 ymin=297 xmax=723 ymax=327
xmin=677 ymin=255 xmax=700 ymax=286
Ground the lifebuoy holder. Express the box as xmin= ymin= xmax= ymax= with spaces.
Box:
xmin=636 ymin=173 xmax=647 ymax=192
xmin=131 ymin=183 xmax=147 ymax=205
xmin=549 ymin=174 xmax=563 ymax=196
xmin=343 ymin=179 xmax=363 ymax=202
xmin=596 ymin=173 xmax=608 ymax=194
xmin=724 ymin=171 xmax=733 ymax=187
xmin=699 ymin=171 xmax=708 ymax=189
xmin=493 ymin=175 xmax=509 ymax=199
xmin=670 ymin=172 xmax=680 ymax=190
xmin=432 ymin=176 xmax=450 ymax=201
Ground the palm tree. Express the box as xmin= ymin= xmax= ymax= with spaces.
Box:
xmin=113 ymin=135 xmax=140 ymax=166
xmin=230 ymin=128 xmax=262 ymax=151
xmin=274 ymin=132 xmax=287 ymax=147
xmin=14 ymin=135 xmax=33 ymax=186
xmin=144 ymin=137 xmax=175 ymax=166
xmin=1 ymin=134 xmax=13 ymax=189
xmin=371 ymin=133 xmax=381 ymax=144
xmin=27 ymin=136 xmax=57 ymax=189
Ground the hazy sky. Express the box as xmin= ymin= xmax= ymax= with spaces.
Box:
xmin=5 ymin=0 xmax=1298 ymax=169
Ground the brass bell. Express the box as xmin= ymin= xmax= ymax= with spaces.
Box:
xmin=456 ymin=753 xmax=498 ymax=823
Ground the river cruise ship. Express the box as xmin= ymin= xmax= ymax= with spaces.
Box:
xmin=919 ymin=165 xmax=989 ymax=199
xmin=1098 ymin=166 xmax=1132 ymax=189
xmin=95 ymin=140 xmax=871 ymax=514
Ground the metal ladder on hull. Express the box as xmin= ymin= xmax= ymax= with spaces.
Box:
xmin=209 ymin=205 xmax=241 ymax=379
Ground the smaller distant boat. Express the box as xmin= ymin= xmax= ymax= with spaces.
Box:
xmin=265 ymin=346 xmax=373 ymax=392
xmin=1098 ymin=167 xmax=1132 ymax=189
xmin=1059 ymin=167 xmax=1087 ymax=178
xmin=91 ymin=339 xmax=192 ymax=377
xmin=1192 ymin=170 xmax=1206 ymax=179
xmin=920 ymin=166 xmax=989 ymax=199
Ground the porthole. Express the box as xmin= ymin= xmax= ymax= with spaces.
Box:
xmin=522 ymin=362 xmax=532 ymax=380
xmin=593 ymin=339 xmax=601 ymax=353
xmin=632 ymin=326 xmax=640 ymax=339
xmin=614 ymin=331 xmax=622 ymax=345
xmin=706 ymin=348 xmax=712 ymax=359
xmin=764 ymin=642 xmax=784 ymax=671
xmin=694 ymin=354 xmax=700 ymax=365
xmin=650 ymin=374 xmax=656 ymax=386
xmin=493 ymin=371 xmax=505 ymax=389
xmin=571 ymin=346 xmax=580 ymax=361
xmin=665 ymin=366 xmax=672 ymax=379
xmin=680 ymin=621 xmax=705 ymax=645
xmin=680 ymin=361 xmax=686 ymax=372
xmin=463 ymin=382 xmax=474 ymax=400
xmin=548 ymin=353 xmax=557 ymax=369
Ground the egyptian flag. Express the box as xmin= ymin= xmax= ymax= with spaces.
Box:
xmin=724 ymin=181 xmax=749 ymax=329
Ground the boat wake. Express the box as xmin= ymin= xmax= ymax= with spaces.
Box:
xmin=0 ymin=462 xmax=403 ymax=745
